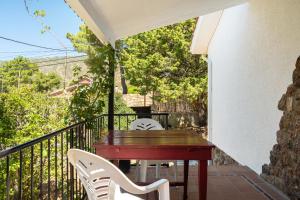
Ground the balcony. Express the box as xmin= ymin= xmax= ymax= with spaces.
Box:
xmin=0 ymin=113 xmax=287 ymax=200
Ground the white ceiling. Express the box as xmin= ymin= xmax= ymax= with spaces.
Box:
xmin=66 ymin=0 xmax=247 ymax=46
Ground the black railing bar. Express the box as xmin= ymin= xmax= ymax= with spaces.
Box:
xmin=54 ymin=135 xmax=58 ymax=200
xmin=18 ymin=150 xmax=23 ymax=200
xmin=0 ymin=121 xmax=86 ymax=158
xmin=87 ymin=125 xmax=90 ymax=151
xmin=39 ymin=142 xmax=43 ymax=199
xmin=83 ymin=124 xmax=86 ymax=150
xmin=126 ymin=115 xmax=129 ymax=130
xmin=47 ymin=138 xmax=50 ymax=200
xmin=75 ymin=170 xmax=78 ymax=199
xmin=66 ymin=130 xmax=70 ymax=199
xmin=118 ymin=115 xmax=121 ymax=130
xmin=61 ymin=132 xmax=64 ymax=198
xmin=76 ymin=125 xmax=80 ymax=149
xmin=70 ymin=129 xmax=74 ymax=200
xmin=101 ymin=112 xmax=169 ymax=117
xmin=166 ymin=115 xmax=169 ymax=130
xmin=6 ymin=155 xmax=10 ymax=200
xmin=30 ymin=146 xmax=34 ymax=199
xmin=66 ymin=129 xmax=72 ymax=198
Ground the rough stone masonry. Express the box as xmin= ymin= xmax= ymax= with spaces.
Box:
xmin=261 ymin=56 xmax=300 ymax=200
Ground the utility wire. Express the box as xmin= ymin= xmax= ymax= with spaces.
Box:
xmin=0 ymin=49 xmax=74 ymax=54
xmin=0 ymin=52 xmax=77 ymax=60
xmin=0 ymin=59 xmax=86 ymax=71
xmin=0 ymin=36 xmax=76 ymax=52
xmin=0 ymin=55 xmax=87 ymax=65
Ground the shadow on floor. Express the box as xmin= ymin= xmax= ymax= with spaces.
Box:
xmin=125 ymin=164 xmax=289 ymax=200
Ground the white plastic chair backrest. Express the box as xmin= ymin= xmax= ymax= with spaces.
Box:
xmin=129 ymin=118 xmax=164 ymax=130
xmin=68 ymin=149 xmax=147 ymax=200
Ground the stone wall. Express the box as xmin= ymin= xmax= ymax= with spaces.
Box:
xmin=213 ymin=148 xmax=239 ymax=166
xmin=168 ymin=112 xmax=201 ymax=128
xmin=122 ymin=94 xmax=152 ymax=107
xmin=261 ymin=56 xmax=300 ymax=200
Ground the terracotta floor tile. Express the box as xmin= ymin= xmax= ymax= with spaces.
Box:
xmin=126 ymin=165 xmax=289 ymax=200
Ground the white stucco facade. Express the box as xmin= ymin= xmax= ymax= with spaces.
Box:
xmin=206 ymin=0 xmax=300 ymax=173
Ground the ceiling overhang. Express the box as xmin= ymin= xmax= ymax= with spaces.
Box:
xmin=66 ymin=0 xmax=248 ymax=47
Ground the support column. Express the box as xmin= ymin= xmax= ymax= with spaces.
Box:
xmin=108 ymin=46 xmax=115 ymax=132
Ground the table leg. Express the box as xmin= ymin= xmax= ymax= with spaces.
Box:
xmin=111 ymin=160 xmax=119 ymax=167
xmin=183 ymin=160 xmax=189 ymax=200
xmin=198 ymin=160 xmax=207 ymax=200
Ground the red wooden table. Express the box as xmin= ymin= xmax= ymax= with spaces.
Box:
xmin=94 ymin=130 xmax=215 ymax=200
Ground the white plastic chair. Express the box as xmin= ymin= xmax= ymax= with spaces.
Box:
xmin=130 ymin=118 xmax=178 ymax=182
xmin=68 ymin=149 xmax=170 ymax=200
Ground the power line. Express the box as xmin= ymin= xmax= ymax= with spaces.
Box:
xmin=0 ymin=54 xmax=87 ymax=64
xmin=0 ymin=52 xmax=73 ymax=60
xmin=0 ymin=36 xmax=76 ymax=52
xmin=0 ymin=59 xmax=86 ymax=71
xmin=0 ymin=49 xmax=74 ymax=54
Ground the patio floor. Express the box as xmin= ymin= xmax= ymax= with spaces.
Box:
xmin=125 ymin=164 xmax=289 ymax=200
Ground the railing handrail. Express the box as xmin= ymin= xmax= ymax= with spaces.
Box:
xmin=0 ymin=112 xmax=169 ymax=158
xmin=101 ymin=112 xmax=169 ymax=116
xmin=0 ymin=120 xmax=86 ymax=158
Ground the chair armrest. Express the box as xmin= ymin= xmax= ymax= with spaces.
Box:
xmin=144 ymin=179 xmax=169 ymax=193
xmin=144 ymin=179 xmax=170 ymax=200
xmin=116 ymin=178 xmax=170 ymax=200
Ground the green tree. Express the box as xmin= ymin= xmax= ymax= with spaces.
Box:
xmin=0 ymin=56 xmax=61 ymax=93
xmin=0 ymin=86 xmax=69 ymax=199
xmin=67 ymin=25 xmax=117 ymax=122
xmin=67 ymin=20 xmax=208 ymax=121
xmin=120 ymin=19 xmax=207 ymax=108
xmin=0 ymin=86 xmax=68 ymax=149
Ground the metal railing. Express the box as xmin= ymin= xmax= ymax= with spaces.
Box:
xmin=0 ymin=112 xmax=168 ymax=200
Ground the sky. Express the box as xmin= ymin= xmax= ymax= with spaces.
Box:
xmin=0 ymin=0 xmax=83 ymax=61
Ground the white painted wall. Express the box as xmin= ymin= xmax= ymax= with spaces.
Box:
xmin=207 ymin=0 xmax=300 ymax=173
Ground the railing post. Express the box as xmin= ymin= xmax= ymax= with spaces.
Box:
xmin=70 ymin=128 xmax=74 ymax=200
xmin=18 ymin=150 xmax=23 ymax=200
xmin=79 ymin=124 xmax=83 ymax=149
xmin=166 ymin=113 xmax=169 ymax=130
xmin=6 ymin=156 xmax=10 ymax=200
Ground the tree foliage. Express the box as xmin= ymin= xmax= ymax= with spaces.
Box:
xmin=67 ymin=25 xmax=133 ymax=122
xmin=0 ymin=56 xmax=61 ymax=93
xmin=0 ymin=86 xmax=68 ymax=199
xmin=120 ymin=19 xmax=207 ymax=106
xmin=0 ymin=86 xmax=68 ymax=149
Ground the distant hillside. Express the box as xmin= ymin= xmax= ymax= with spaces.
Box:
xmin=0 ymin=55 xmax=124 ymax=90
xmin=33 ymin=55 xmax=89 ymax=86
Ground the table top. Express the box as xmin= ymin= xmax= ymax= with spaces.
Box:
xmin=94 ymin=130 xmax=215 ymax=149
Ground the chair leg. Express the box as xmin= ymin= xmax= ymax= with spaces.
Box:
xmin=174 ymin=161 xmax=177 ymax=181
xmin=155 ymin=164 xmax=160 ymax=179
xmin=158 ymin=181 xmax=170 ymax=200
xmin=135 ymin=160 xmax=140 ymax=181
xmin=140 ymin=160 xmax=148 ymax=182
